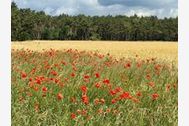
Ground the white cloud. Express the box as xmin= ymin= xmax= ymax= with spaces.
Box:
xmin=170 ymin=8 xmax=178 ymax=17
xmin=98 ymin=0 xmax=177 ymax=9
xmin=125 ymin=8 xmax=156 ymax=17
xmin=13 ymin=0 xmax=178 ymax=18
xmin=124 ymin=8 xmax=178 ymax=18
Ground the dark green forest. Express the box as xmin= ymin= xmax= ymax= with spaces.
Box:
xmin=11 ymin=2 xmax=178 ymax=41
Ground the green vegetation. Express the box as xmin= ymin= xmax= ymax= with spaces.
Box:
xmin=12 ymin=49 xmax=177 ymax=126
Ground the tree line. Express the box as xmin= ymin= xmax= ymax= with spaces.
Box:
xmin=11 ymin=2 xmax=178 ymax=41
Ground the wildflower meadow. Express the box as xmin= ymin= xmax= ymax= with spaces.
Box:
xmin=11 ymin=48 xmax=177 ymax=126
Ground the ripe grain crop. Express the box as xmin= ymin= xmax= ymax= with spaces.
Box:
xmin=11 ymin=41 xmax=178 ymax=64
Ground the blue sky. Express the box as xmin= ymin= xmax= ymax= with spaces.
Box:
xmin=13 ymin=0 xmax=178 ymax=18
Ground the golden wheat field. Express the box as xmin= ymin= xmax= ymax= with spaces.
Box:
xmin=11 ymin=41 xmax=177 ymax=63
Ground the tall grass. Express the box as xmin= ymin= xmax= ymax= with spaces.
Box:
xmin=11 ymin=49 xmax=177 ymax=126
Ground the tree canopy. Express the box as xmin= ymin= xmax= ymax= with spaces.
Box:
xmin=11 ymin=2 xmax=178 ymax=41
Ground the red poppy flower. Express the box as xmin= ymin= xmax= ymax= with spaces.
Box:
xmin=136 ymin=91 xmax=142 ymax=97
xmin=110 ymin=90 xmax=116 ymax=95
xmin=39 ymin=76 xmax=45 ymax=81
xmin=42 ymin=86 xmax=48 ymax=92
xmin=152 ymin=93 xmax=159 ymax=100
xmin=95 ymin=73 xmax=100 ymax=78
xmin=21 ymin=72 xmax=27 ymax=79
xmin=36 ymin=79 xmax=41 ymax=85
xmin=71 ymin=113 xmax=76 ymax=119
xmin=111 ymin=99 xmax=117 ymax=104
xmin=119 ymin=92 xmax=131 ymax=99
xmin=57 ymin=93 xmax=63 ymax=100
xmin=70 ymin=73 xmax=75 ymax=77
xmin=148 ymin=82 xmax=155 ymax=87
xmin=82 ymin=95 xmax=89 ymax=105
xmin=54 ymin=78 xmax=60 ymax=83
xmin=84 ymin=75 xmax=90 ymax=79
xmin=61 ymin=61 xmax=66 ymax=65
xmin=115 ymin=87 xmax=122 ymax=93
xmin=95 ymin=83 xmax=101 ymax=88
xmin=154 ymin=64 xmax=161 ymax=71
xmin=29 ymin=78 xmax=33 ymax=81
xmin=80 ymin=85 xmax=87 ymax=94
xmin=50 ymin=70 xmax=58 ymax=76
xmin=54 ymin=64 xmax=59 ymax=67
xmin=103 ymin=79 xmax=110 ymax=84
xmin=146 ymin=74 xmax=151 ymax=80
xmin=124 ymin=62 xmax=131 ymax=68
